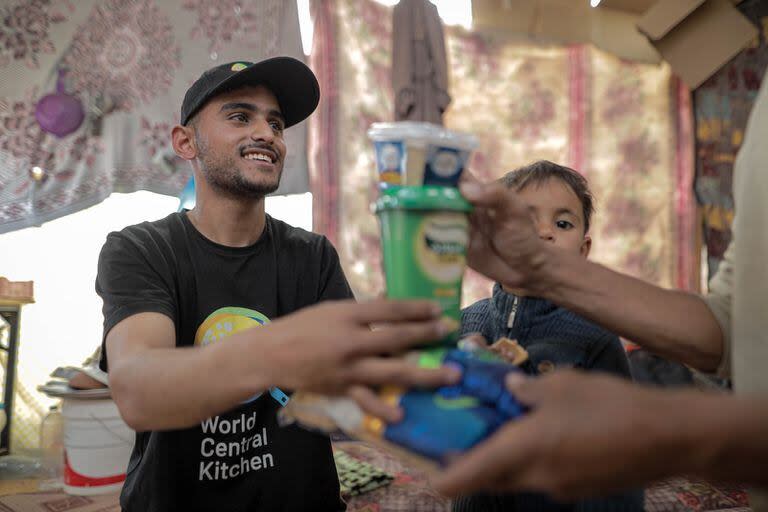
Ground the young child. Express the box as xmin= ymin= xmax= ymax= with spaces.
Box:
xmin=454 ymin=160 xmax=643 ymax=512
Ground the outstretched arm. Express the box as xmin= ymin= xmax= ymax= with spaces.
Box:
xmin=107 ymin=299 xmax=460 ymax=431
xmin=435 ymin=370 xmax=768 ymax=499
xmin=460 ymin=180 xmax=724 ymax=372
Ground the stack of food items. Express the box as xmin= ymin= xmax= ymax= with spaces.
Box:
xmin=281 ymin=123 xmax=529 ymax=471
xmin=368 ymin=122 xmax=478 ymax=344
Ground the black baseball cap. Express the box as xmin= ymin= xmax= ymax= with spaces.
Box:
xmin=180 ymin=56 xmax=320 ymax=128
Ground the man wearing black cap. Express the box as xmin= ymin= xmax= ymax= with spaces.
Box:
xmin=95 ymin=57 xmax=458 ymax=511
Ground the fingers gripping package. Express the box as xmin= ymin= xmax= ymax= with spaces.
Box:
xmin=279 ymin=339 xmax=530 ymax=471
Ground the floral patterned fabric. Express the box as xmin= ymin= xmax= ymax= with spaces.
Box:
xmin=0 ymin=0 xmax=307 ymax=234
xmin=337 ymin=441 xmax=449 ymax=512
xmin=0 ymin=0 xmax=71 ymax=69
xmin=693 ymin=1 xmax=768 ymax=280
xmin=0 ymin=0 xmax=306 ymax=451
xmin=309 ymin=0 xmax=697 ymax=306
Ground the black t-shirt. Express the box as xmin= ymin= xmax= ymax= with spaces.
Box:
xmin=96 ymin=212 xmax=353 ymax=512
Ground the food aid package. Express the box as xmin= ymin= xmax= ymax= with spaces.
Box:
xmin=278 ymin=337 xmax=530 ymax=472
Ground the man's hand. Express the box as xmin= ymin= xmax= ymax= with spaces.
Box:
xmin=459 ymin=180 xmax=548 ymax=294
xmin=433 ymin=370 xmax=701 ymax=501
xmin=459 ymin=176 xmax=726 ymax=373
xmin=260 ymin=298 xmax=462 ymax=421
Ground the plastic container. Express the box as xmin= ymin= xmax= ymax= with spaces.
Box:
xmin=0 ymin=455 xmax=46 ymax=479
xmin=374 ymin=186 xmax=472 ymax=346
xmin=367 ymin=122 xmax=478 ymax=188
xmin=367 ymin=122 xmax=436 ymax=187
xmin=61 ymin=398 xmax=134 ymax=495
xmin=423 ymin=128 xmax=478 ymax=187
xmin=40 ymin=404 xmax=64 ymax=480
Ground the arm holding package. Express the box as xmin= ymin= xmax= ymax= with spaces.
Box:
xmin=432 ymin=369 xmax=768 ymax=499
xmin=526 ymin=248 xmax=725 ymax=373
xmin=280 ymin=344 xmax=528 ymax=472
xmin=460 ymin=178 xmax=726 ymax=373
xmin=97 ymin=231 xmax=456 ymax=432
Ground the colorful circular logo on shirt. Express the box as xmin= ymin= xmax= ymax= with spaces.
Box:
xmin=231 ymin=63 xmax=248 ymax=72
xmin=196 ymin=307 xmax=271 ymax=404
xmin=195 ymin=306 xmax=270 ymax=347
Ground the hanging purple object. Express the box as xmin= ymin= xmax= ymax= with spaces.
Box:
xmin=35 ymin=70 xmax=85 ymax=138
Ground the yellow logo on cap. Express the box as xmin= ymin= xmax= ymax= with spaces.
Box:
xmin=231 ymin=63 xmax=247 ymax=72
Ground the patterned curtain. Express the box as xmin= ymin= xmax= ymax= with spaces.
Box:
xmin=694 ymin=0 xmax=768 ymax=281
xmin=0 ymin=0 xmax=305 ymax=451
xmin=0 ymin=0 xmax=307 ymax=235
xmin=309 ymin=0 xmax=697 ymax=305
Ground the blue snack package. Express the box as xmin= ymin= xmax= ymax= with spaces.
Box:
xmin=382 ymin=390 xmax=504 ymax=463
xmin=441 ymin=349 xmax=528 ymax=420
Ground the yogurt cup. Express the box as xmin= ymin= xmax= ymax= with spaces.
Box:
xmin=374 ymin=185 xmax=472 ymax=346
xmin=368 ymin=122 xmax=477 ymax=188
xmin=422 ymin=129 xmax=478 ymax=187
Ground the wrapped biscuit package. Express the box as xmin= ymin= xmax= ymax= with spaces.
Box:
xmin=277 ymin=342 xmax=528 ymax=472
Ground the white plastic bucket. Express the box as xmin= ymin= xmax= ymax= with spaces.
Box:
xmin=61 ymin=398 xmax=134 ymax=495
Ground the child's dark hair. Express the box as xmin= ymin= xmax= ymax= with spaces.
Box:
xmin=499 ymin=160 xmax=594 ymax=233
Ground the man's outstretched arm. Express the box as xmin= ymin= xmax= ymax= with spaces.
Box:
xmin=107 ymin=300 xmax=460 ymax=431
xmin=434 ymin=370 xmax=768 ymax=499
xmin=460 ymin=180 xmax=724 ymax=372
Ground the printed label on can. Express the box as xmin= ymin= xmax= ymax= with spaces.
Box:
xmin=414 ymin=213 xmax=469 ymax=284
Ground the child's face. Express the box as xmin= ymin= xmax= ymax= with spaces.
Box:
xmin=516 ymin=178 xmax=591 ymax=258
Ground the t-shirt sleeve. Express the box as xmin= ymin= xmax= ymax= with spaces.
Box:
xmin=317 ymin=236 xmax=355 ymax=301
xmin=95 ymin=231 xmax=176 ymax=370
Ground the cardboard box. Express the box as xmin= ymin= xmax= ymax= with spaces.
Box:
xmin=0 ymin=277 xmax=34 ymax=304
xmin=637 ymin=0 xmax=758 ymax=89
xmin=600 ymin=0 xmax=657 ymax=14
xmin=600 ymin=0 xmax=742 ymax=13
xmin=472 ymin=0 xmax=661 ymax=63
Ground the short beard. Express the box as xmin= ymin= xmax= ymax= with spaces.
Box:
xmin=195 ymin=133 xmax=281 ymax=200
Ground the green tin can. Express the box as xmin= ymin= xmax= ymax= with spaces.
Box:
xmin=375 ymin=186 xmax=472 ymax=346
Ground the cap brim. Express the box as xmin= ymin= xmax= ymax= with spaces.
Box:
xmin=201 ymin=57 xmax=319 ymax=129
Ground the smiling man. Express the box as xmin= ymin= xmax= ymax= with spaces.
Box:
xmin=95 ymin=57 xmax=459 ymax=512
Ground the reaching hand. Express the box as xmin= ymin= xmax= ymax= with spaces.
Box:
xmin=262 ymin=298 xmax=462 ymax=421
xmin=434 ymin=370 xmax=697 ymax=501
xmin=459 ymin=179 xmax=548 ymax=294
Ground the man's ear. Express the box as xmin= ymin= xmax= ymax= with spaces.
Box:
xmin=171 ymin=124 xmax=197 ymax=161
xmin=580 ymin=235 xmax=592 ymax=258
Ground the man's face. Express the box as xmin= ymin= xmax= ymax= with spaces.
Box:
xmin=516 ymin=178 xmax=591 ymax=258
xmin=191 ymin=85 xmax=287 ymax=199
